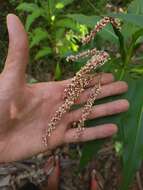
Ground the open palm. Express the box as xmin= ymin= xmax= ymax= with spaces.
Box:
xmin=0 ymin=14 xmax=129 ymax=163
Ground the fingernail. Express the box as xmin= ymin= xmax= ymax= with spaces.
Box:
xmin=7 ymin=14 xmax=16 ymax=34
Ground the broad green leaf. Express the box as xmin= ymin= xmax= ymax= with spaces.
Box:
xmin=118 ymin=76 xmax=143 ymax=190
xmin=80 ymin=139 xmax=105 ymax=169
xmin=67 ymin=14 xmax=118 ymax=43
xmin=67 ymin=14 xmax=100 ymax=27
xmin=121 ymin=23 xmax=140 ymax=41
xmin=128 ymin=0 xmax=143 ymax=14
xmin=30 ymin=28 xmax=49 ymax=48
xmin=25 ymin=9 xmax=43 ymax=31
xmin=79 ymin=59 xmax=143 ymax=190
xmin=109 ymin=13 xmax=143 ymax=27
xmin=16 ymin=3 xmax=39 ymax=12
xmin=35 ymin=47 xmax=52 ymax=60
xmin=122 ymin=0 xmax=143 ymax=40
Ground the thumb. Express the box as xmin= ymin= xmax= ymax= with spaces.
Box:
xmin=3 ymin=14 xmax=29 ymax=83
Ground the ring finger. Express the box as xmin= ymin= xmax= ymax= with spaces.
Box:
xmin=76 ymin=81 xmax=128 ymax=104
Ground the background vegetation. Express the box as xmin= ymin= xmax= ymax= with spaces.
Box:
xmin=0 ymin=0 xmax=143 ymax=189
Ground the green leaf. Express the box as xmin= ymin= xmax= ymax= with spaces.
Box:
xmin=25 ymin=9 xmax=43 ymax=31
xmin=35 ymin=47 xmax=52 ymax=60
xmin=109 ymin=13 xmax=143 ymax=27
xmin=54 ymin=63 xmax=62 ymax=80
xmin=67 ymin=14 xmax=118 ymax=43
xmin=80 ymin=74 xmax=143 ymax=190
xmin=80 ymin=139 xmax=105 ymax=169
xmin=128 ymin=0 xmax=143 ymax=14
xmin=130 ymin=67 xmax=143 ymax=74
xmin=67 ymin=13 xmax=100 ymax=27
xmin=55 ymin=18 xmax=78 ymax=31
xmin=121 ymin=0 xmax=143 ymax=41
xmin=55 ymin=2 xmax=64 ymax=9
xmin=121 ymin=23 xmax=140 ymax=41
xmin=16 ymin=3 xmax=39 ymax=12
xmin=132 ymin=28 xmax=143 ymax=42
xmin=119 ymin=76 xmax=143 ymax=190
xmin=30 ymin=28 xmax=49 ymax=48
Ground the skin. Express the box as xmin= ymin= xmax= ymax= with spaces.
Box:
xmin=0 ymin=14 xmax=129 ymax=163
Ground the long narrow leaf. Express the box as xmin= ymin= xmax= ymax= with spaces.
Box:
xmin=119 ymin=76 xmax=143 ymax=190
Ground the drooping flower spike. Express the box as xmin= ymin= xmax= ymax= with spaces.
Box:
xmin=42 ymin=17 xmax=120 ymax=147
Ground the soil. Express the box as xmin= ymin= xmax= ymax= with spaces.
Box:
xmin=0 ymin=142 xmax=142 ymax=190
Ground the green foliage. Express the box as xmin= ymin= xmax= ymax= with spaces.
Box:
xmin=30 ymin=28 xmax=49 ymax=48
xmin=67 ymin=14 xmax=118 ymax=43
xmin=78 ymin=0 xmax=143 ymax=189
xmin=16 ymin=0 xmax=86 ymax=59
xmin=8 ymin=0 xmax=143 ymax=189
xmin=16 ymin=0 xmax=88 ymax=78
xmin=110 ymin=0 xmax=143 ymax=41
xmin=119 ymin=76 xmax=143 ymax=190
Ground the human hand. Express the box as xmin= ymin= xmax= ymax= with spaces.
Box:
xmin=0 ymin=14 xmax=129 ymax=162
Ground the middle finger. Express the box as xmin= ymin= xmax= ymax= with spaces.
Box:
xmin=76 ymin=81 xmax=128 ymax=104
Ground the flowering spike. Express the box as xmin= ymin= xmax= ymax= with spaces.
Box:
xmin=42 ymin=17 xmax=119 ymax=148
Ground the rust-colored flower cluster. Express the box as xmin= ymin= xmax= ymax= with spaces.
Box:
xmin=42 ymin=17 xmax=120 ymax=148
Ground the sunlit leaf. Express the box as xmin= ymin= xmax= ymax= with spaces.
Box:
xmin=55 ymin=2 xmax=64 ymax=9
